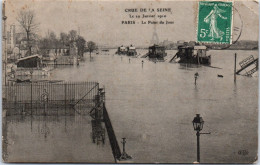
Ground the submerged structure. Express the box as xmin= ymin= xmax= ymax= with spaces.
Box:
xmin=14 ymin=55 xmax=51 ymax=77
xmin=170 ymin=45 xmax=211 ymax=65
xmin=116 ymin=46 xmax=127 ymax=55
xmin=127 ymin=45 xmax=137 ymax=56
xmin=236 ymin=55 xmax=258 ymax=77
xmin=116 ymin=45 xmax=137 ymax=56
xmin=16 ymin=55 xmax=42 ymax=68
xmin=144 ymin=45 xmax=167 ymax=61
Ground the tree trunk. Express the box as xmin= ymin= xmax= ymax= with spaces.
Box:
xmin=26 ymin=31 xmax=31 ymax=56
xmin=90 ymin=51 xmax=92 ymax=58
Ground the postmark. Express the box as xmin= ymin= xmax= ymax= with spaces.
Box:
xmin=197 ymin=1 xmax=233 ymax=44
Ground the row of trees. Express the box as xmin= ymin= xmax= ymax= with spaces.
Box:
xmin=16 ymin=9 xmax=97 ymax=57
xmin=38 ymin=30 xmax=88 ymax=57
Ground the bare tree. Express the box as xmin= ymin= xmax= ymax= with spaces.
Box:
xmin=16 ymin=10 xmax=39 ymax=56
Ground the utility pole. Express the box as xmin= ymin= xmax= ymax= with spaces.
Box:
xmin=2 ymin=1 xmax=7 ymax=86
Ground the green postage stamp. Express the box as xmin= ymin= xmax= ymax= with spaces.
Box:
xmin=197 ymin=1 xmax=233 ymax=44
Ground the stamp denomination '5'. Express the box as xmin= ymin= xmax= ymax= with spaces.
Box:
xmin=197 ymin=1 xmax=233 ymax=44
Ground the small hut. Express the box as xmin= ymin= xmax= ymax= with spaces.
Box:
xmin=147 ymin=45 xmax=167 ymax=60
xmin=16 ymin=55 xmax=42 ymax=68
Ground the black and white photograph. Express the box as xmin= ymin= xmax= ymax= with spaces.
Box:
xmin=1 ymin=0 xmax=259 ymax=163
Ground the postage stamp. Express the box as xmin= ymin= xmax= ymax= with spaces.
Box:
xmin=197 ymin=1 xmax=233 ymax=44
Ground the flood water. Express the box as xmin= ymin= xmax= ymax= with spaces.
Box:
xmin=5 ymin=49 xmax=258 ymax=163
xmin=4 ymin=114 xmax=114 ymax=162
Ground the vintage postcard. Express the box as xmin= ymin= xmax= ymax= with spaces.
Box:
xmin=2 ymin=0 xmax=259 ymax=163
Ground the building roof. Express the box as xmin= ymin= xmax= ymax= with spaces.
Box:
xmin=129 ymin=47 xmax=135 ymax=50
xmin=194 ymin=46 xmax=207 ymax=50
xmin=17 ymin=54 xmax=41 ymax=62
xmin=178 ymin=45 xmax=193 ymax=49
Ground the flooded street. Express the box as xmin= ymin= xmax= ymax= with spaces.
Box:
xmin=5 ymin=49 xmax=258 ymax=163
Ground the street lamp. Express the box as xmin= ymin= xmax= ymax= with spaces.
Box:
xmin=192 ymin=114 xmax=210 ymax=163
xmin=119 ymin=137 xmax=132 ymax=161
xmin=193 ymin=114 xmax=204 ymax=132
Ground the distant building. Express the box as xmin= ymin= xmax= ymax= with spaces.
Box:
xmin=14 ymin=37 xmax=40 ymax=58
xmin=177 ymin=40 xmax=185 ymax=45
xmin=159 ymin=39 xmax=177 ymax=49
xmin=16 ymin=39 xmax=30 ymax=58
xmin=15 ymin=32 xmax=26 ymax=45
xmin=10 ymin=25 xmax=15 ymax=49
xmin=161 ymin=39 xmax=171 ymax=46
xmin=7 ymin=24 xmax=16 ymax=50
xmin=188 ymin=41 xmax=196 ymax=46
xmin=6 ymin=24 xmax=17 ymax=59
xmin=39 ymin=44 xmax=70 ymax=57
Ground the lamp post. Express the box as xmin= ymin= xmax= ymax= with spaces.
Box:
xmin=192 ymin=114 xmax=210 ymax=163
xmin=119 ymin=137 xmax=132 ymax=161
xmin=122 ymin=138 xmax=126 ymax=153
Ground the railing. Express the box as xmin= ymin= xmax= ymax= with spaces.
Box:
xmin=42 ymin=56 xmax=79 ymax=67
xmin=3 ymin=81 xmax=99 ymax=116
xmin=103 ymin=103 xmax=121 ymax=160
xmin=245 ymin=66 xmax=258 ymax=77
xmin=15 ymin=67 xmax=53 ymax=77
xmin=236 ymin=56 xmax=258 ymax=75
xmin=239 ymin=55 xmax=254 ymax=68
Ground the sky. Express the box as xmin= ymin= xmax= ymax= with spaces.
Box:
xmin=4 ymin=0 xmax=259 ymax=47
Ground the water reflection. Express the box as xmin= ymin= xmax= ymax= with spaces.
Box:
xmin=40 ymin=117 xmax=50 ymax=140
xmin=91 ymin=119 xmax=105 ymax=145
xmin=90 ymin=90 xmax=106 ymax=145
xmin=179 ymin=63 xmax=201 ymax=70
xmin=4 ymin=114 xmax=114 ymax=162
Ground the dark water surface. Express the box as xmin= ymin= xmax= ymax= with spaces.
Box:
xmin=5 ymin=49 xmax=258 ymax=163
